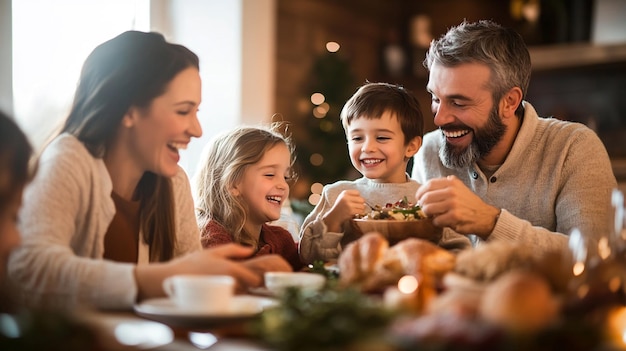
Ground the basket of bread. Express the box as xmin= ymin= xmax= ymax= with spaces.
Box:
xmin=339 ymin=234 xmax=606 ymax=350
xmin=255 ymin=231 xmax=621 ymax=351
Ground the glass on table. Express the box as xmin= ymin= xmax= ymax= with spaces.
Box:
xmin=564 ymin=188 xmax=626 ymax=315
xmin=611 ymin=189 xmax=625 ymax=245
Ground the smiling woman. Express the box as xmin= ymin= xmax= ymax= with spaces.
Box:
xmin=7 ymin=31 xmax=292 ymax=311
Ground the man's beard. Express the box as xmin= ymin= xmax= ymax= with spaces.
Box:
xmin=439 ymin=104 xmax=507 ymax=169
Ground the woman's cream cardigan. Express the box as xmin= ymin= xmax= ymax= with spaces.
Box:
xmin=8 ymin=134 xmax=201 ymax=310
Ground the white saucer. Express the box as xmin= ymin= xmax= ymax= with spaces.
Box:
xmin=134 ymin=295 xmax=277 ymax=329
xmin=248 ymin=286 xmax=275 ymax=297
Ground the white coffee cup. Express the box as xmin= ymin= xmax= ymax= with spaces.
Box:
xmin=162 ymin=274 xmax=235 ymax=313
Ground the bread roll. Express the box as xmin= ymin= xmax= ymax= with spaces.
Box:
xmin=427 ymin=287 xmax=482 ymax=318
xmin=338 ymin=235 xmax=456 ymax=301
xmin=454 ymin=241 xmax=535 ymax=282
xmin=442 ymin=272 xmax=487 ymax=295
xmin=480 ymin=270 xmax=558 ymax=334
xmin=338 ymin=232 xmax=388 ymax=287
xmin=358 ymin=231 xmax=389 ymax=274
xmin=338 ymin=238 xmax=361 ymax=285
xmin=454 ymin=240 xmax=572 ymax=293
xmin=381 ymin=238 xmax=455 ymax=281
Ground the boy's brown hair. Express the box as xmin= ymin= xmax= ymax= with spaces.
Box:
xmin=340 ymin=82 xmax=424 ymax=144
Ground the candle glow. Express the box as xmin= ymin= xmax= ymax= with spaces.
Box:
xmin=398 ymin=275 xmax=418 ymax=294
xmin=608 ymin=307 xmax=626 ymax=346
xmin=598 ymin=237 xmax=611 ymax=260
xmin=573 ymin=262 xmax=585 ymax=276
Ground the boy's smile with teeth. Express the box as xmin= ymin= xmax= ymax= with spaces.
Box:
xmin=362 ymin=158 xmax=382 ymax=165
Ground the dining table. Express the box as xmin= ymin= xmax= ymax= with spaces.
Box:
xmin=77 ymin=201 xmax=626 ymax=351
xmin=80 ymin=303 xmax=273 ymax=351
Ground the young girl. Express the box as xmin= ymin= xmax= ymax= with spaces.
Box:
xmin=194 ymin=124 xmax=304 ymax=271
xmin=8 ymin=31 xmax=290 ymax=310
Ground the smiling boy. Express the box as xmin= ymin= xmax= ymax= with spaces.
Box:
xmin=299 ymin=82 xmax=470 ymax=264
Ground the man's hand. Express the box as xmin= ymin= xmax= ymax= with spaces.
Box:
xmin=415 ymin=175 xmax=500 ymax=239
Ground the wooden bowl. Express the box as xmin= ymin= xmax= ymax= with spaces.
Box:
xmin=347 ymin=218 xmax=442 ymax=246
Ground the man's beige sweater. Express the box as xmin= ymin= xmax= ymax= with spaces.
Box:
xmin=413 ymin=102 xmax=617 ymax=257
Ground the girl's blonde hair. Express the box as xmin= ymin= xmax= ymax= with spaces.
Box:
xmin=194 ymin=123 xmax=296 ymax=248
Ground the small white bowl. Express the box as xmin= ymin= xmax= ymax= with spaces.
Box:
xmin=264 ymin=272 xmax=326 ymax=294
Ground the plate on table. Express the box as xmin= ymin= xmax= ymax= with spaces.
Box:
xmin=134 ymin=295 xmax=278 ymax=329
xmin=248 ymin=286 xmax=275 ymax=297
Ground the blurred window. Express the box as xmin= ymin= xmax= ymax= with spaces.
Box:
xmin=11 ymin=0 xmax=149 ymax=147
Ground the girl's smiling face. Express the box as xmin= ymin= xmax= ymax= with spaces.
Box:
xmin=346 ymin=111 xmax=420 ymax=183
xmin=232 ymin=143 xmax=291 ymax=228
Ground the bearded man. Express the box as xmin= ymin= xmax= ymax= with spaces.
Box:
xmin=413 ymin=20 xmax=617 ymax=256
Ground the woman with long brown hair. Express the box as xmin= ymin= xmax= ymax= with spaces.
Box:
xmin=7 ymin=31 xmax=290 ymax=310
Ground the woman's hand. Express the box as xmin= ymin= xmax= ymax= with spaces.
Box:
xmin=135 ymin=243 xmax=268 ymax=300
xmin=242 ymin=254 xmax=292 ymax=276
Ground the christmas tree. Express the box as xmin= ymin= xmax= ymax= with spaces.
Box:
xmin=290 ymin=48 xmax=358 ymax=213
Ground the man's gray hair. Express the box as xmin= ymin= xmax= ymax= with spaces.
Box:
xmin=424 ymin=20 xmax=531 ymax=118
